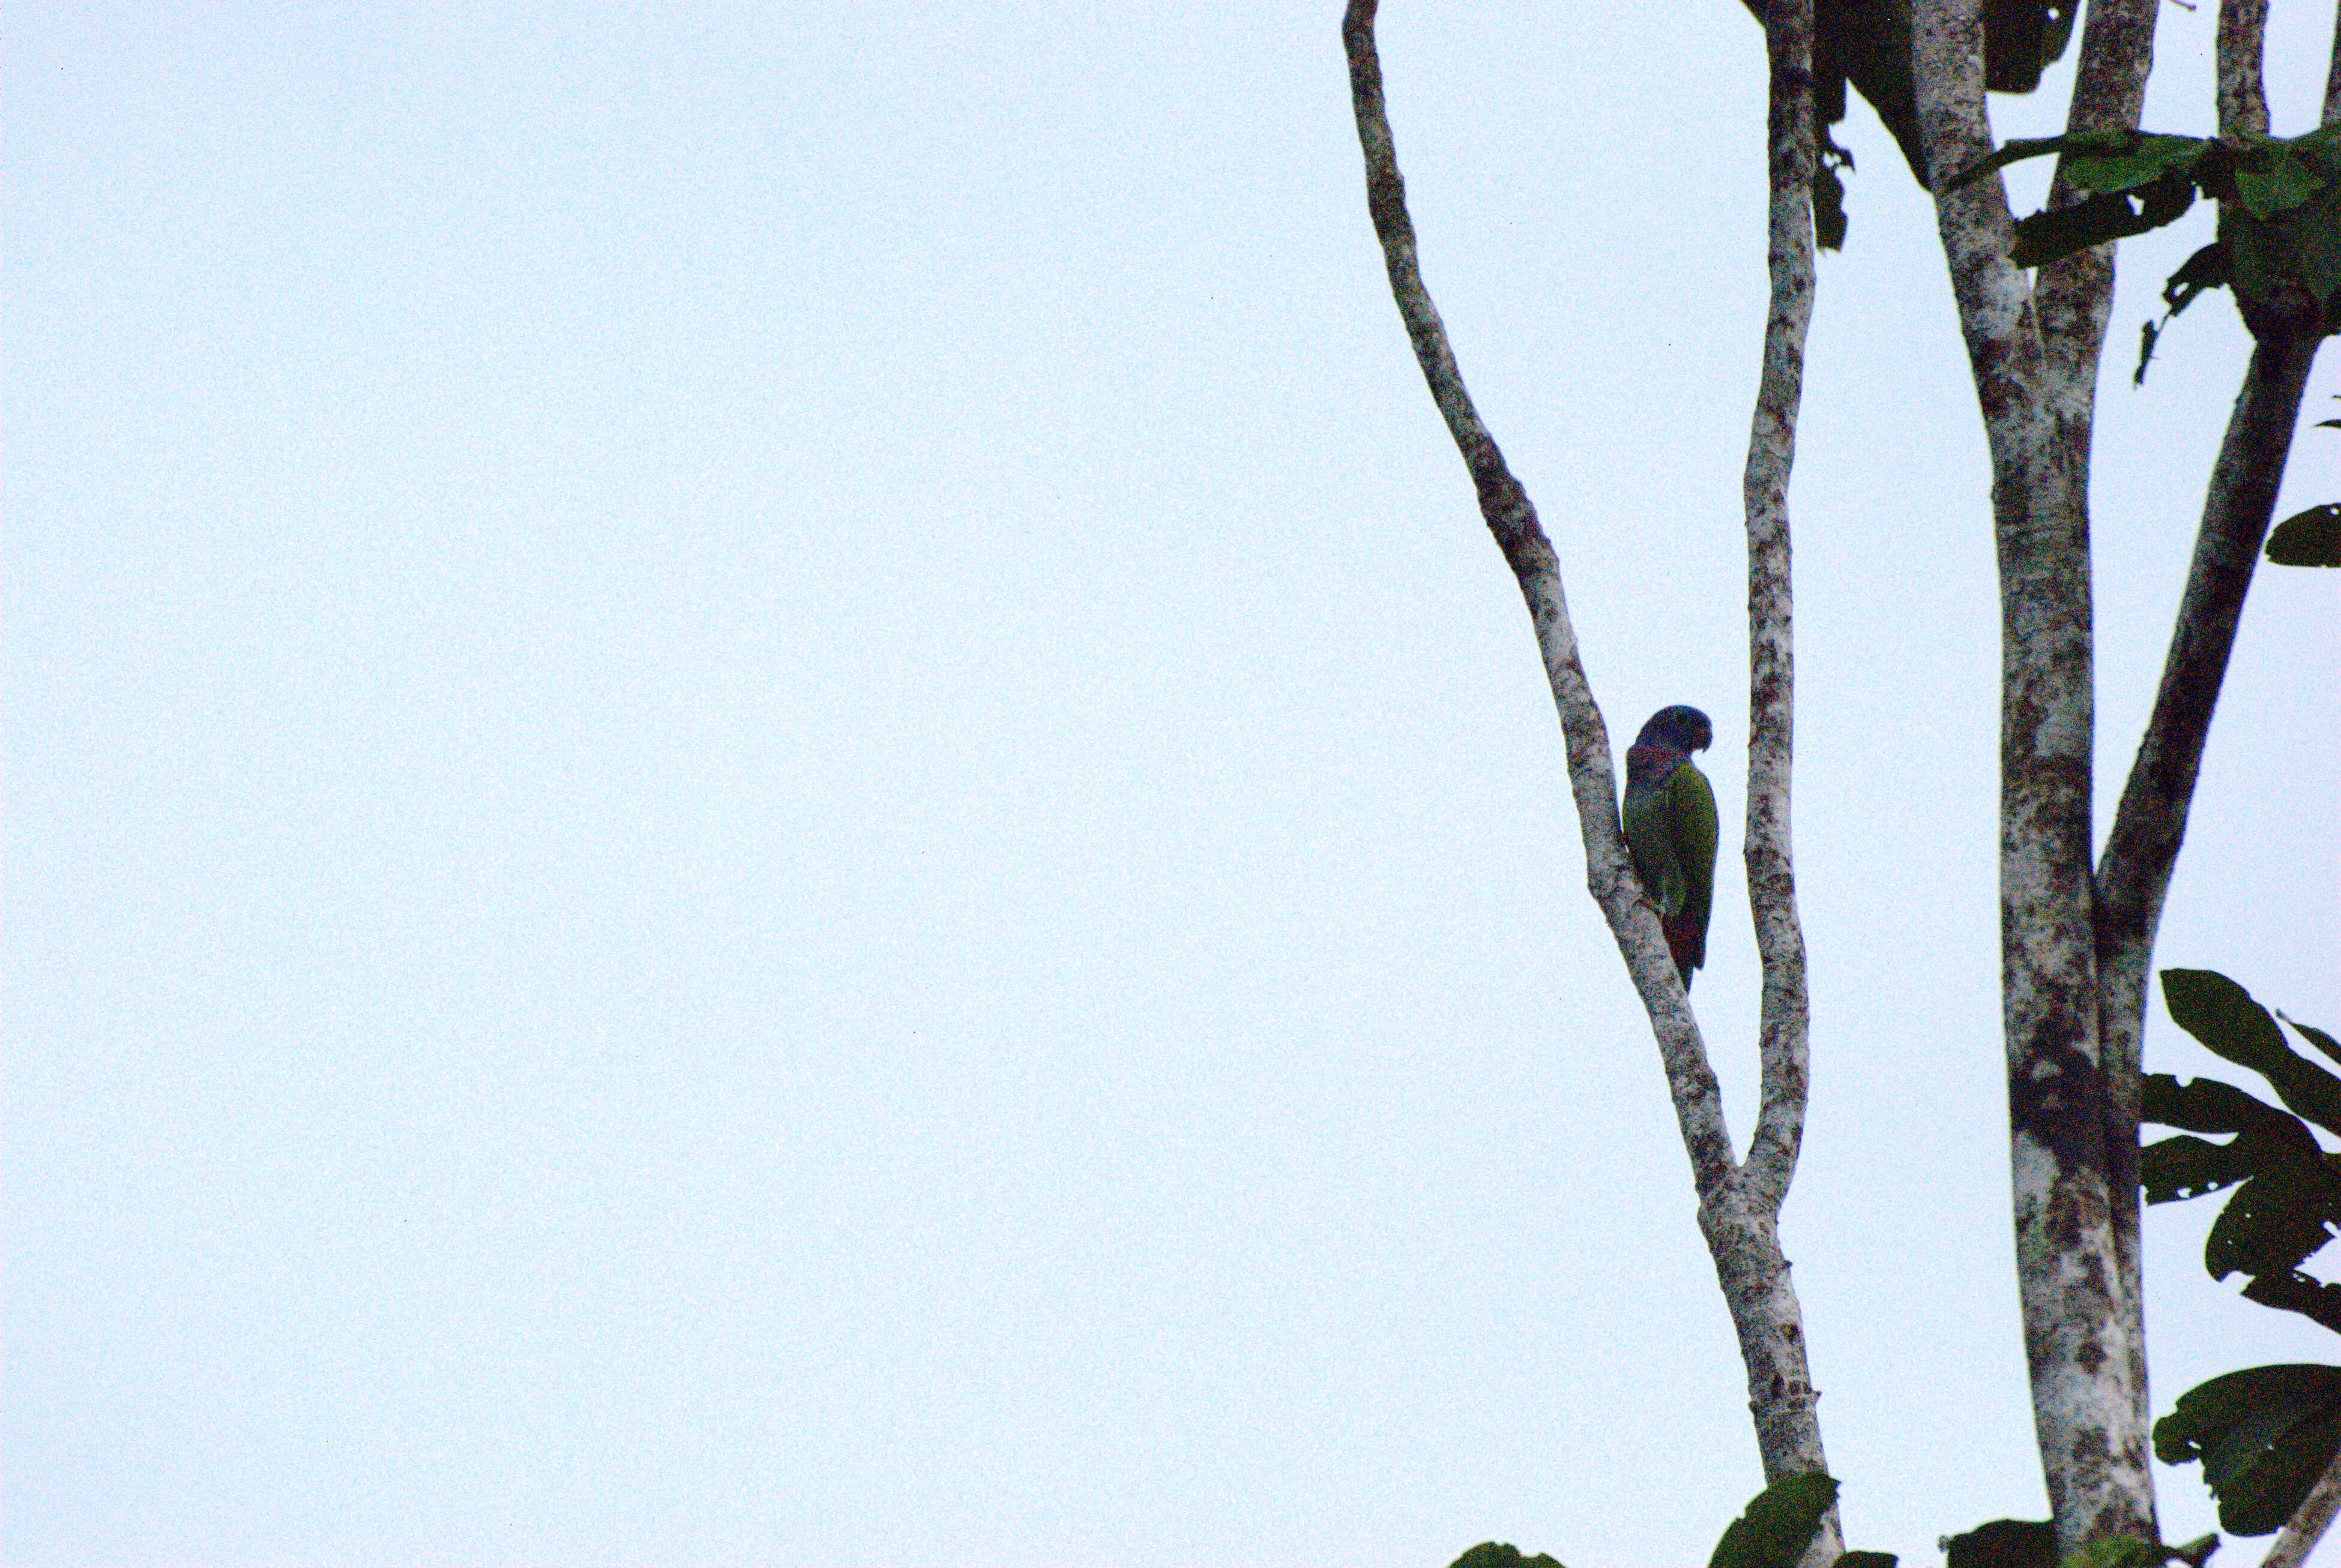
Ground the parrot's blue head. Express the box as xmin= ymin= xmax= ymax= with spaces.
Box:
xmin=1636 ymin=704 xmax=1713 ymax=754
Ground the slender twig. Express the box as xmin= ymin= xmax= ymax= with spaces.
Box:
xmin=1342 ymin=0 xmax=1836 ymax=1501
xmin=2262 ymin=1444 xmax=2341 ymax=1568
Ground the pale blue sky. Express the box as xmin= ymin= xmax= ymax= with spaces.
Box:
xmin=8 ymin=4 xmax=2337 ymax=1565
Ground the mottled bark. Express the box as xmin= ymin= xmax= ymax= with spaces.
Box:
xmin=1742 ymin=0 xmax=1821 ymax=1225
xmin=2218 ymin=0 xmax=2274 ymax=136
xmin=1737 ymin=0 xmax=1833 ymax=1552
xmin=1912 ymin=0 xmax=2159 ymax=1548
xmin=1343 ymin=0 xmax=1833 ymax=1511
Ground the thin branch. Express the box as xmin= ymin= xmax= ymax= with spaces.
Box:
xmin=1740 ymin=0 xmax=1818 ymax=1221
xmin=2218 ymin=0 xmax=2274 ymax=135
xmin=1341 ymin=0 xmax=1732 ymax=1198
xmin=1342 ymin=0 xmax=1836 ymax=1506
xmin=2262 ymin=1444 xmax=2341 ymax=1568
xmin=2096 ymin=327 xmax=2320 ymax=1120
xmin=1720 ymin=0 xmax=1836 ymax=1549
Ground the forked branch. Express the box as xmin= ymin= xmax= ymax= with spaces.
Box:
xmin=1342 ymin=0 xmax=1833 ymax=1521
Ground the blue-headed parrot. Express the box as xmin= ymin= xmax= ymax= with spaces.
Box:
xmin=1623 ymin=705 xmax=1718 ymax=990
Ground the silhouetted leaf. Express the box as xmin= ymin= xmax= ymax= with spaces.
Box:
xmin=2156 ymin=1365 xmax=2341 ymax=1535
xmin=1941 ymin=1519 xmax=2056 ymax=1568
xmin=2207 ymin=1162 xmax=2341 ymax=1281
xmin=2242 ymin=1269 xmax=2341 ymax=1336
xmin=2267 ymin=505 xmax=2341 ymax=566
xmin=2011 ymin=175 xmax=2196 ymax=266
xmin=1710 ymin=1474 xmax=1839 ymax=1568
xmin=1450 ymin=1545 xmax=1564 ymax=1568
xmin=2142 ymin=1072 xmax=2322 ymax=1202
xmin=1815 ymin=155 xmax=1849 ymax=253
xmin=2285 ymin=1015 xmax=2341 ymax=1070
xmin=2164 ymin=972 xmax=2341 ymax=1135
xmin=2066 ymin=1540 xmax=2168 ymax=1568
xmin=1835 ymin=1553 xmax=1899 ymax=1568
xmin=1984 ymin=0 xmax=2077 ymax=92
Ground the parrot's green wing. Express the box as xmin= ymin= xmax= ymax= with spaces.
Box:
xmin=1669 ymin=759 xmax=1720 ymax=973
xmin=1624 ymin=779 xmax=1687 ymax=919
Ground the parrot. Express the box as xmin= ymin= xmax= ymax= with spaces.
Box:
xmin=1622 ymin=704 xmax=1719 ymax=990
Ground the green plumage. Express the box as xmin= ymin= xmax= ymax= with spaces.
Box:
xmin=1624 ymin=706 xmax=1719 ymax=989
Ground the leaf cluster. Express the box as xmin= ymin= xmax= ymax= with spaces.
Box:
xmin=1950 ymin=125 xmax=2341 ymax=376
xmin=1451 ymin=1478 xmax=2221 ymax=1568
xmin=2144 ymin=970 xmax=2341 ymax=1535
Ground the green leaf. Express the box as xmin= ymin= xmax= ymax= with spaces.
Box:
xmin=1942 ymin=1519 xmax=2057 ymax=1568
xmin=2296 ymin=122 xmax=2341 ymax=176
xmin=2064 ymin=1540 xmax=2165 ymax=1568
xmin=2156 ymin=1364 xmax=2341 ymax=1535
xmin=2066 ymin=134 xmax=2211 ymax=194
xmin=2163 ymin=971 xmax=2341 ymax=1136
xmin=1710 ymin=1474 xmax=1840 ymax=1568
xmin=1949 ymin=128 xmax=2201 ymax=191
xmin=2232 ymin=145 xmax=2330 ymax=220
xmin=1947 ymin=133 xmax=2097 ymax=188
xmin=2267 ymin=505 xmax=2341 ymax=566
xmin=1449 ymin=1545 xmax=1565 ymax=1568
xmin=2219 ymin=149 xmax=2341 ymax=335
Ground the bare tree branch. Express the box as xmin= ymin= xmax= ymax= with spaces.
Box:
xmin=1719 ymin=1 xmax=1836 ymax=1553
xmin=2218 ymin=0 xmax=2274 ymax=135
xmin=1342 ymin=0 xmax=1836 ymax=1507
xmin=2262 ymin=1444 xmax=2341 ymax=1568
xmin=1740 ymin=0 xmax=1821 ymax=1221
xmin=2098 ymin=333 xmax=2320 ymax=961
xmin=1912 ymin=0 xmax=2160 ymax=1547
